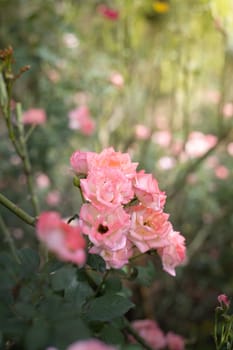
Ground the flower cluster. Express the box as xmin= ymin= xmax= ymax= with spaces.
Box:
xmin=70 ymin=147 xmax=186 ymax=275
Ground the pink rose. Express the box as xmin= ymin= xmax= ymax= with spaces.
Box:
xmin=88 ymin=147 xmax=138 ymax=179
xmin=109 ymin=72 xmax=124 ymax=88
xmin=166 ymin=332 xmax=185 ymax=350
xmin=157 ymin=231 xmax=186 ymax=276
xmin=70 ymin=150 xmax=95 ymax=175
xmin=80 ymin=168 xmax=134 ymax=209
xmin=90 ymin=240 xmax=133 ymax=269
xmin=68 ymin=106 xmax=95 ymax=135
xmin=22 ymin=108 xmax=46 ymax=125
xmin=133 ymin=171 xmax=166 ymax=210
xmin=67 ymin=339 xmax=117 ymax=350
xmin=130 ymin=319 xmax=167 ymax=349
xmin=135 ymin=124 xmax=151 ymax=140
xmin=185 ymin=131 xmax=217 ymax=158
xmin=36 ymin=212 xmax=86 ymax=266
xmin=128 ymin=205 xmax=172 ymax=253
xmin=80 ymin=203 xmax=130 ymax=250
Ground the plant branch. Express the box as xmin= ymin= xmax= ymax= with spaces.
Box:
xmin=0 ymin=192 xmax=36 ymax=226
xmin=0 ymin=213 xmax=21 ymax=263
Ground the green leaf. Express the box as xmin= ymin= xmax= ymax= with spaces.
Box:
xmin=14 ymin=302 xmax=35 ymax=321
xmin=65 ymin=280 xmax=94 ymax=312
xmin=24 ymin=321 xmax=50 ymax=350
xmin=105 ymin=276 xmax=122 ymax=294
xmin=100 ymin=324 xmax=125 ymax=346
xmin=18 ymin=248 xmax=40 ymax=278
xmin=51 ymin=265 xmax=77 ymax=291
xmin=135 ymin=261 xmax=156 ymax=287
xmin=85 ymin=293 xmax=134 ymax=321
xmin=51 ymin=318 xmax=91 ymax=349
xmin=87 ymin=254 xmax=106 ymax=272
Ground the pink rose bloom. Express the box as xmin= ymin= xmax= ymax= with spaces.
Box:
xmin=222 ymin=102 xmax=233 ymax=118
xmin=227 ymin=142 xmax=233 ymax=156
xmin=80 ymin=168 xmax=134 ymax=209
xmin=80 ymin=203 xmax=130 ymax=250
xmin=214 ymin=165 xmax=229 ymax=179
xmin=166 ymin=332 xmax=185 ymax=350
xmin=128 ymin=205 xmax=172 ymax=253
xmin=133 ymin=171 xmax=166 ymax=210
xmin=22 ymin=108 xmax=46 ymax=125
xmin=97 ymin=5 xmax=119 ymax=20
xmin=185 ymin=132 xmax=217 ymax=158
xmin=36 ymin=212 xmax=86 ymax=266
xmin=88 ymin=147 xmax=138 ymax=179
xmin=109 ymin=72 xmax=124 ymax=88
xmin=46 ymin=190 xmax=61 ymax=206
xmin=68 ymin=106 xmax=95 ymax=135
xmin=218 ymin=294 xmax=230 ymax=307
xmin=70 ymin=150 xmax=95 ymax=175
xmin=67 ymin=339 xmax=117 ymax=350
xmin=157 ymin=231 xmax=186 ymax=276
xmin=157 ymin=157 xmax=176 ymax=171
xmin=90 ymin=240 xmax=133 ymax=269
xmin=36 ymin=173 xmax=50 ymax=189
xmin=152 ymin=130 xmax=171 ymax=148
xmin=135 ymin=124 xmax=151 ymax=140
xmin=130 ymin=319 xmax=167 ymax=350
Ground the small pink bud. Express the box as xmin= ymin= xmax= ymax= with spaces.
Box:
xmin=218 ymin=294 xmax=230 ymax=307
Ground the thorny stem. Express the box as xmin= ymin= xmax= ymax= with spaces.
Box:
xmin=0 ymin=213 xmax=21 ymax=263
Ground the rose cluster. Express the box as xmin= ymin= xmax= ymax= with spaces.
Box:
xmin=37 ymin=147 xmax=186 ymax=275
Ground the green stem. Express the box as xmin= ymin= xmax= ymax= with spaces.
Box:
xmin=0 ymin=214 xmax=21 ymax=263
xmin=15 ymin=103 xmax=40 ymax=216
xmin=0 ymin=192 xmax=36 ymax=226
xmin=124 ymin=318 xmax=154 ymax=350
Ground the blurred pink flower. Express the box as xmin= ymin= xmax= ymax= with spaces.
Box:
xmin=36 ymin=173 xmax=50 ymax=189
xmin=128 ymin=205 xmax=172 ymax=253
xmin=133 ymin=171 xmax=166 ymax=210
xmin=63 ymin=32 xmax=79 ymax=49
xmin=205 ymin=155 xmax=219 ymax=169
xmin=36 ymin=212 xmax=86 ymax=266
xmin=166 ymin=332 xmax=185 ymax=350
xmin=152 ymin=130 xmax=171 ymax=148
xmin=80 ymin=203 xmax=130 ymax=250
xmin=130 ymin=319 xmax=167 ymax=349
xmin=135 ymin=124 xmax=151 ymax=140
xmin=22 ymin=108 xmax=46 ymax=125
xmin=185 ymin=132 xmax=217 ymax=158
xmin=218 ymin=294 xmax=230 ymax=307
xmin=68 ymin=106 xmax=95 ymax=135
xmin=97 ymin=5 xmax=119 ymax=20
xmin=46 ymin=190 xmax=61 ymax=206
xmin=214 ymin=165 xmax=229 ymax=179
xmin=67 ymin=339 xmax=117 ymax=350
xmin=227 ymin=142 xmax=233 ymax=156
xmin=157 ymin=156 xmax=176 ymax=170
xmin=158 ymin=231 xmax=186 ymax=276
xmin=222 ymin=102 xmax=233 ymax=118
xmin=205 ymin=90 xmax=220 ymax=104
xmin=109 ymin=72 xmax=124 ymax=88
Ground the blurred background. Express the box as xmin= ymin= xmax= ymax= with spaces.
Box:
xmin=1 ymin=0 xmax=233 ymax=348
